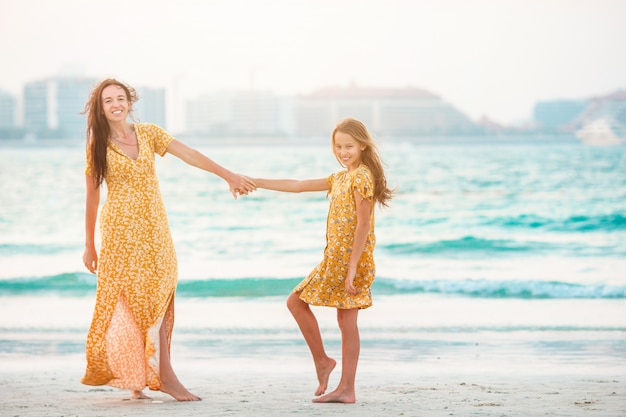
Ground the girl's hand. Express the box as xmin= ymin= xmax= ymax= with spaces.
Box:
xmin=344 ymin=272 xmax=358 ymax=296
xmin=228 ymin=174 xmax=256 ymax=199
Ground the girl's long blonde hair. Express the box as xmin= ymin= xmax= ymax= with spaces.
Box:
xmin=332 ymin=118 xmax=394 ymax=207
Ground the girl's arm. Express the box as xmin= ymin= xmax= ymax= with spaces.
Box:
xmin=166 ymin=139 xmax=256 ymax=198
xmin=83 ymin=174 xmax=100 ymax=273
xmin=345 ymin=190 xmax=372 ymax=295
xmin=254 ymin=178 xmax=330 ymax=193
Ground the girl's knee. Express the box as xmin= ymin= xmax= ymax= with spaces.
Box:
xmin=286 ymin=292 xmax=303 ymax=313
xmin=336 ymin=309 xmax=359 ymax=329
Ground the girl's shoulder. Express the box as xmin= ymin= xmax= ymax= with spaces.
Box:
xmin=356 ymin=164 xmax=372 ymax=175
xmin=328 ymin=168 xmax=344 ymax=177
xmin=331 ymin=165 xmax=372 ymax=181
xmin=352 ymin=164 xmax=373 ymax=182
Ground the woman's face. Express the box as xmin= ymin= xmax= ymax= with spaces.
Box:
xmin=101 ymin=84 xmax=129 ymax=123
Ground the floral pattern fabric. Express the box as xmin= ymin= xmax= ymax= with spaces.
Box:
xmin=82 ymin=123 xmax=177 ymax=390
xmin=295 ymin=164 xmax=376 ymax=309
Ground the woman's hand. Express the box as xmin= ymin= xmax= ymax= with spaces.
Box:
xmin=83 ymin=246 xmax=98 ymax=273
xmin=228 ymin=173 xmax=256 ymax=198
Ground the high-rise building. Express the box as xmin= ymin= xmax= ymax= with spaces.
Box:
xmin=295 ymin=86 xmax=479 ymax=138
xmin=23 ymin=80 xmax=49 ymax=137
xmin=184 ymin=85 xmax=477 ymax=139
xmin=0 ymin=90 xmax=18 ymax=139
xmin=0 ymin=90 xmax=16 ymax=128
xmin=185 ymin=91 xmax=293 ymax=137
xmin=229 ymin=92 xmax=292 ymax=137
xmin=186 ymin=92 xmax=232 ymax=136
xmin=23 ymin=76 xmax=96 ymax=139
xmin=134 ymin=86 xmax=167 ymax=129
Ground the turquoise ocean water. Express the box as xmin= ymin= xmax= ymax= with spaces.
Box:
xmin=0 ymin=138 xmax=625 ymax=375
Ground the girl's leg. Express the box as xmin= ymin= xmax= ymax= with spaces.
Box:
xmin=313 ymin=308 xmax=359 ymax=403
xmin=286 ymin=292 xmax=336 ymax=396
xmin=158 ymin=302 xmax=201 ymax=401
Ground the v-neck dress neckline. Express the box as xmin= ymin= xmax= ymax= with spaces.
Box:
xmin=110 ymin=125 xmax=140 ymax=161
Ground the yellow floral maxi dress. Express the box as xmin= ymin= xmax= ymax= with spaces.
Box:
xmin=295 ymin=164 xmax=376 ymax=309
xmin=82 ymin=123 xmax=177 ymax=391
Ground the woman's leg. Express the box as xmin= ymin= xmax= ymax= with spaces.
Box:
xmin=131 ymin=390 xmax=150 ymax=399
xmin=286 ymin=292 xmax=336 ymax=396
xmin=157 ymin=301 xmax=201 ymax=401
xmin=313 ymin=308 xmax=359 ymax=403
xmin=105 ymin=294 xmax=151 ymax=399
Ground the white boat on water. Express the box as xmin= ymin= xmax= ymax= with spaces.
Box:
xmin=575 ymin=118 xmax=625 ymax=145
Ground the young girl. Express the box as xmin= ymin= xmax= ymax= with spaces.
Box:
xmin=254 ymin=118 xmax=393 ymax=403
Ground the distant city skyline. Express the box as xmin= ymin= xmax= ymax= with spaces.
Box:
xmin=1 ymin=74 xmax=622 ymax=137
xmin=3 ymin=74 xmax=623 ymax=143
xmin=1 ymin=0 xmax=624 ymax=131
xmin=2 ymin=78 xmax=485 ymax=139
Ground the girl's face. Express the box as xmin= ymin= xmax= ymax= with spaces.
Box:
xmin=101 ymin=84 xmax=130 ymax=123
xmin=334 ymin=131 xmax=365 ymax=171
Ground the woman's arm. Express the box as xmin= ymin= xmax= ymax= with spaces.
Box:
xmin=166 ymin=139 xmax=256 ymax=198
xmin=344 ymin=190 xmax=371 ymax=295
xmin=83 ymin=174 xmax=100 ymax=273
xmin=254 ymin=178 xmax=330 ymax=193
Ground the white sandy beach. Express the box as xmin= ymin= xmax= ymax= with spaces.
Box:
xmin=1 ymin=296 xmax=626 ymax=416
xmin=1 ymin=352 xmax=624 ymax=417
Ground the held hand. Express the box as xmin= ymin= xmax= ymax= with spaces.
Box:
xmin=228 ymin=173 xmax=257 ymax=199
xmin=83 ymin=247 xmax=98 ymax=274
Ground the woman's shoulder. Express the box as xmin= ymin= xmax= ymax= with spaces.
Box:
xmin=134 ymin=122 xmax=161 ymax=133
xmin=135 ymin=123 xmax=172 ymax=144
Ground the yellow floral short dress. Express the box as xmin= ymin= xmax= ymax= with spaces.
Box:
xmin=295 ymin=164 xmax=376 ymax=309
xmin=82 ymin=123 xmax=177 ymax=391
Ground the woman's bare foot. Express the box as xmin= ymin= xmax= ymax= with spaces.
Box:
xmin=314 ymin=357 xmax=337 ymax=396
xmin=160 ymin=380 xmax=201 ymax=401
xmin=312 ymin=387 xmax=356 ymax=404
xmin=130 ymin=390 xmax=151 ymax=400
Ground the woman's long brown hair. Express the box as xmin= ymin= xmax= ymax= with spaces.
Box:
xmin=332 ymin=117 xmax=394 ymax=207
xmin=82 ymin=78 xmax=138 ymax=187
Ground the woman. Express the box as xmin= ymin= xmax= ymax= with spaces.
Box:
xmin=81 ymin=78 xmax=255 ymax=401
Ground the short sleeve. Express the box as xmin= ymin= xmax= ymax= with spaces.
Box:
xmin=352 ymin=166 xmax=374 ymax=201
xmin=142 ymin=123 xmax=174 ymax=156
xmin=326 ymin=173 xmax=335 ymax=188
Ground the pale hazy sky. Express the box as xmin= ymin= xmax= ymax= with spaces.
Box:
xmin=1 ymin=0 xmax=625 ymax=128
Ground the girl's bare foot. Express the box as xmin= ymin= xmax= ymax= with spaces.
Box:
xmin=160 ymin=381 xmax=201 ymax=401
xmin=314 ymin=357 xmax=337 ymax=396
xmin=312 ymin=387 xmax=356 ymax=403
xmin=130 ymin=390 xmax=151 ymax=400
